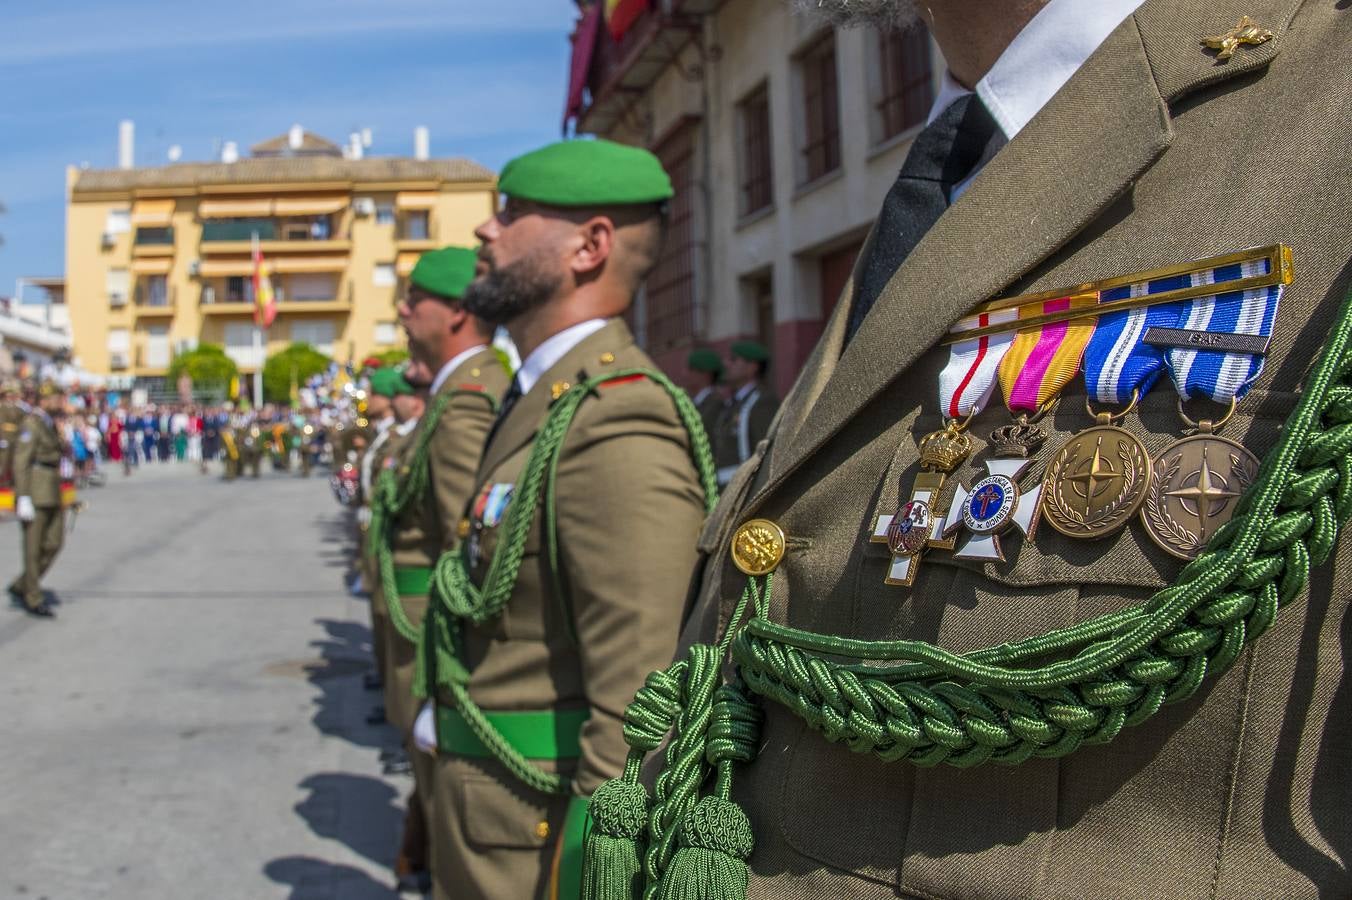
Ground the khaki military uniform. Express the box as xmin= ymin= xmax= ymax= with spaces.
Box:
xmin=0 ymin=401 xmax=25 ymax=487
xmin=713 ymin=382 xmax=779 ymax=485
xmin=365 ymin=422 xmax=410 ymax=697
xmin=675 ymin=2 xmax=1352 ymax=898
xmin=11 ymin=411 xmax=65 ymax=610
xmin=692 ymin=385 xmax=725 ymax=445
xmin=429 ymin=319 xmax=706 ymax=900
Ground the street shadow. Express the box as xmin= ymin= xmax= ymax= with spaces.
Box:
xmin=307 ymin=617 xmax=400 ymax=752
xmin=264 ymin=854 xmax=396 ymax=899
xmin=292 ymin=772 xmax=404 ymax=870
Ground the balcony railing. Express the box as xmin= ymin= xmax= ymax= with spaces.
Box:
xmin=134 ymin=227 xmax=174 ymax=245
xmin=134 ymin=283 xmax=175 ymax=309
xmin=201 ymin=219 xmax=276 ymax=242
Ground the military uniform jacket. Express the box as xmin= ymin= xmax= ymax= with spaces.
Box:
xmin=678 ymin=2 xmax=1352 ymax=897
xmin=409 ymin=345 xmax=509 ymax=566
xmin=693 ymin=386 xmax=725 ymax=445
xmin=13 ymin=411 xmax=63 ymax=507
xmin=0 ymin=402 xmax=25 ymax=480
xmin=714 ymin=382 xmax=779 ymax=474
xmin=444 ymin=318 xmax=706 ymax=797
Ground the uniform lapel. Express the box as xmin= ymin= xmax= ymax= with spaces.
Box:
xmin=476 ymin=319 xmax=630 ymax=478
xmin=754 ymin=13 xmax=1173 ymax=503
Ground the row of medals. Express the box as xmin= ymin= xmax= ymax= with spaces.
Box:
xmin=880 ymin=403 xmax=1260 ymax=581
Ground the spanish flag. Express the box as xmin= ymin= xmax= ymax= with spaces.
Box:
xmin=251 ymin=235 xmax=277 ymax=329
xmin=605 ymin=0 xmax=648 ymax=40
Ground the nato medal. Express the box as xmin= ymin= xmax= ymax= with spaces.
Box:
xmin=1041 ymin=424 xmax=1151 ymax=539
xmin=1142 ymin=432 xmax=1258 ymax=560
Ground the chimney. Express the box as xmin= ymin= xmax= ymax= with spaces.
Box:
xmin=414 ymin=126 xmax=430 ymax=161
xmin=288 ymin=123 xmax=304 ymax=151
xmin=118 ymin=120 xmax=135 ymax=170
xmin=221 ymin=141 xmax=239 ymax=164
xmin=348 ymin=132 xmax=364 ymax=161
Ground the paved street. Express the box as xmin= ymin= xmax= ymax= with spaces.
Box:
xmin=0 ymin=461 xmax=408 ymax=900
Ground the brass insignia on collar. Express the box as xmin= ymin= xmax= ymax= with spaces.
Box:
xmin=550 ymin=381 xmax=572 ymax=401
xmin=1201 ymin=15 xmax=1273 ymax=61
xmin=599 ymin=352 xmax=616 ymax=365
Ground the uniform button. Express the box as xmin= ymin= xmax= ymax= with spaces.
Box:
xmin=599 ymin=352 xmax=616 ymax=365
xmin=731 ymin=519 xmax=786 ymax=576
xmin=457 ymin=518 xmax=471 ymax=539
xmin=535 ymin=821 xmax=551 ymax=839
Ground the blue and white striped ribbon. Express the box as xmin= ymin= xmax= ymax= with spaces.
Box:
xmin=1082 ymin=257 xmax=1280 ymax=406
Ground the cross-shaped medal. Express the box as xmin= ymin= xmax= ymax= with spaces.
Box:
xmin=944 ymin=458 xmax=1041 ymax=562
xmin=870 ymin=470 xmax=955 ymax=586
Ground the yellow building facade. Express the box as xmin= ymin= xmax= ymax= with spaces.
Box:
xmin=65 ymin=132 xmax=496 ymax=383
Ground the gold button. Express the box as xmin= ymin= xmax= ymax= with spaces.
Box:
xmin=457 ymin=518 xmax=471 ymax=539
xmin=550 ymin=381 xmax=572 ymax=401
xmin=730 ymin=519 xmax=786 ymax=576
xmin=599 ymin=352 xmax=616 ymax=365
xmin=535 ymin=821 xmax=551 ymax=839
xmin=470 ymin=367 xmax=481 ymax=377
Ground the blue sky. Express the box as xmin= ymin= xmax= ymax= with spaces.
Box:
xmin=0 ymin=0 xmax=578 ymax=297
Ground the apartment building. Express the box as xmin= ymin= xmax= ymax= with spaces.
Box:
xmin=65 ymin=128 xmax=496 ymax=384
xmin=567 ymin=0 xmax=941 ymax=396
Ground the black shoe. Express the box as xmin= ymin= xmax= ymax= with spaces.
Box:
xmin=7 ymin=584 xmax=22 ymax=602
xmin=395 ymin=870 xmax=432 ymax=895
xmin=383 ymin=757 xmax=413 ymax=777
xmin=25 ymin=603 xmax=55 ymax=619
xmin=363 ymin=673 xmax=383 ymax=691
xmin=365 ymin=706 xmax=386 ymax=725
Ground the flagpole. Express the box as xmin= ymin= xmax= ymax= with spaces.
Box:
xmin=251 ymin=231 xmax=264 ymax=409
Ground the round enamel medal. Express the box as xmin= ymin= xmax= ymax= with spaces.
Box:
xmin=962 ymin=474 xmax=1019 ymax=534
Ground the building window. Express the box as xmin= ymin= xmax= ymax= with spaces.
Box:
xmin=107 ymin=327 xmax=130 ymax=369
xmin=224 ymin=322 xmax=261 ymax=368
xmin=819 ymin=240 xmax=864 ymax=320
xmin=225 ymin=276 xmax=255 ymax=304
xmin=287 ymin=273 xmax=337 ymax=302
xmin=374 ymin=322 xmax=399 ymax=345
xmin=104 ymin=208 xmax=131 ymax=235
xmin=290 ymin=320 xmax=336 ymax=356
xmin=143 ymin=323 xmax=170 ymax=368
xmin=873 ymin=27 xmax=933 ymax=144
xmin=106 ymin=268 xmax=130 ymax=307
xmin=372 ymin=263 xmax=396 ymax=287
xmin=797 ymin=32 xmax=841 ymax=185
xmin=736 ymin=84 xmax=773 ymax=218
xmin=401 ymin=210 xmax=430 ymax=241
xmin=137 ymin=274 xmax=169 ymax=307
xmin=645 ymin=123 xmax=698 ymax=355
xmin=376 ymin=203 xmax=396 ymax=225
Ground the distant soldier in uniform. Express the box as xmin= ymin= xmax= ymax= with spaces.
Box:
xmin=686 ymin=347 xmax=725 ymax=442
xmin=8 ymin=384 xmax=67 ymax=618
xmin=391 ymin=245 xmax=510 ymax=894
xmin=610 ymin=3 xmax=1352 ymax=900
xmin=240 ymin=420 xmax=263 ymax=479
xmin=413 ymin=141 xmax=710 ymax=900
xmin=713 ymin=340 xmax=779 ymax=486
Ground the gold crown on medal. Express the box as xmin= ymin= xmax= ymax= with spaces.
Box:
xmin=987 ymin=419 xmax=1048 ymax=458
xmin=919 ymin=426 xmax=973 ymax=471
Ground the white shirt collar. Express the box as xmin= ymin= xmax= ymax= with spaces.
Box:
xmin=396 ymin=417 xmax=420 ymax=436
xmin=928 ymin=0 xmax=1143 ymax=140
xmin=430 ymin=343 xmax=489 ymax=396
xmin=515 ymin=318 xmax=608 ymax=397
xmin=373 ymin=414 xmax=394 ymax=434
xmin=692 ymin=386 xmax=714 ymax=406
xmin=733 ymin=381 xmax=758 ymax=403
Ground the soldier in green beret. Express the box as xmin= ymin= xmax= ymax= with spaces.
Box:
xmin=686 ymin=347 xmax=725 ymax=442
xmin=713 ymin=340 xmax=779 ymax=487
xmin=390 ymin=244 xmax=511 ymax=895
xmin=0 ymin=379 xmax=26 ymax=490
xmin=8 ymin=383 xmax=66 ymax=618
xmin=412 ymin=140 xmax=711 ymax=900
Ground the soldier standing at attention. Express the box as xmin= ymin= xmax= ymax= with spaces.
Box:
xmin=582 ymin=2 xmax=1352 ymax=899
xmin=357 ymin=374 xmax=398 ymax=695
xmin=388 ymin=244 xmax=509 ymax=896
xmin=713 ymin=340 xmax=779 ymax=487
xmin=9 ymin=384 xmax=67 ymax=618
xmin=411 ymin=140 xmax=713 ymax=900
xmin=685 ymin=347 xmax=725 ymax=443
xmin=0 ymin=380 xmax=27 ymax=489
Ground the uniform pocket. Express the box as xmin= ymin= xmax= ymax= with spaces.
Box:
xmin=459 ymin=773 xmax=567 ymax=850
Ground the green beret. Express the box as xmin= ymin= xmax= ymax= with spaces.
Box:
xmin=498 ymin=139 xmax=673 ymax=208
xmin=410 ymin=246 xmax=478 ymax=300
xmin=368 ymin=367 xmax=414 ymax=398
xmin=731 ymin=341 xmax=770 ymax=363
xmin=687 ymin=348 xmax=723 ymax=376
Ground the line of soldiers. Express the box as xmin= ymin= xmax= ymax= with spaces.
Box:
xmin=342 ymin=0 xmax=1352 ymax=894
xmin=219 ymin=407 xmax=327 ymax=480
xmin=686 ymin=343 xmax=780 ymax=488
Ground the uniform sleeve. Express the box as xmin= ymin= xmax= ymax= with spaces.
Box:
xmin=430 ymin=392 xmax=497 ymax=549
xmin=553 ymin=384 xmax=707 ymax=795
xmin=12 ymin=416 xmax=34 ymax=499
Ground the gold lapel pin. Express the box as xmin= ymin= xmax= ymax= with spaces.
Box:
xmin=550 ymin=381 xmax=572 ymax=401
xmin=1201 ymin=15 xmax=1273 ymax=61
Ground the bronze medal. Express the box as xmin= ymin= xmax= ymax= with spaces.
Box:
xmin=1142 ymin=433 xmax=1258 ymax=560
xmin=1041 ymin=424 xmax=1151 ymax=539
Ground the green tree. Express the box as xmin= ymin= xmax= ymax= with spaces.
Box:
xmin=167 ymin=343 xmax=238 ymax=394
xmin=262 ymin=342 xmax=332 ymax=404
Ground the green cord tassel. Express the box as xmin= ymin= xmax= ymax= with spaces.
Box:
xmin=651 ymin=796 xmax=753 ymax=900
xmin=582 ymin=777 xmax=651 ymax=900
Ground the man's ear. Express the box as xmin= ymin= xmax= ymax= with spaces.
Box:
xmin=570 ymin=215 xmax=616 ymax=278
xmin=445 ymin=301 xmax=470 ymax=335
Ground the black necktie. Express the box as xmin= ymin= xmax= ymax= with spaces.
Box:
xmin=845 ymin=93 xmax=1007 ymax=345
xmin=483 ymin=375 xmax=522 ymax=451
